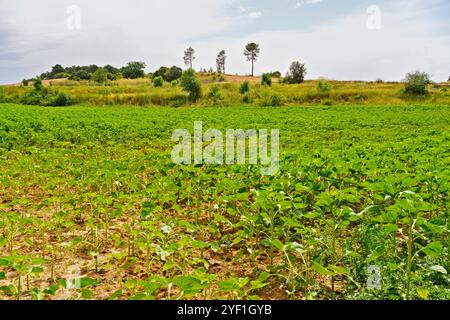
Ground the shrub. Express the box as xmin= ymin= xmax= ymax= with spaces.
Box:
xmin=34 ymin=77 xmax=44 ymax=91
xmin=261 ymin=73 xmax=272 ymax=86
xmin=403 ymin=71 xmax=431 ymax=95
xmin=92 ymin=68 xmax=108 ymax=84
xmin=22 ymin=79 xmax=30 ymax=87
xmin=171 ymin=80 xmax=178 ymax=87
xmin=50 ymin=92 xmax=72 ymax=106
xmin=285 ymin=61 xmax=307 ymax=84
xmin=180 ymin=69 xmax=202 ymax=102
xmin=153 ymin=76 xmax=164 ymax=88
xmin=239 ymin=81 xmax=250 ymax=94
xmin=215 ymin=74 xmax=226 ymax=82
xmin=21 ymin=91 xmax=44 ymax=105
xmin=242 ymin=94 xmax=253 ymax=104
xmin=317 ymin=81 xmax=332 ymax=93
xmin=0 ymin=87 xmax=5 ymax=102
xmin=259 ymin=90 xmax=283 ymax=107
xmin=208 ymin=84 xmax=223 ymax=102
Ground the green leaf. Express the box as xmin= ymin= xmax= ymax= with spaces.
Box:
xmin=429 ymin=265 xmax=447 ymax=274
xmin=416 ymin=288 xmax=429 ymax=300
xmin=219 ymin=278 xmax=249 ymax=291
xmin=43 ymin=285 xmax=59 ymax=295
xmin=108 ymin=290 xmax=123 ymax=300
xmin=271 ymin=239 xmax=284 ymax=251
xmin=329 ymin=266 xmax=349 ymax=275
xmin=173 ymin=276 xmax=205 ymax=295
xmin=423 ymin=241 xmax=443 ymax=258
xmin=304 ymin=211 xmax=322 ymax=219
xmin=312 ymin=262 xmax=335 ymax=276
xmin=250 ymin=280 xmax=269 ymax=291
xmin=0 ymin=272 xmax=5 ymax=280
xmin=79 ymin=277 xmax=99 ymax=288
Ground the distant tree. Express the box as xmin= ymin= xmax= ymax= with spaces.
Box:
xmin=244 ymin=43 xmax=260 ymax=77
xmin=403 ymin=71 xmax=431 ymax=95
xmin=104 ymin=65 xmax=120 ymax=75
xmin=153 ymin=67 xmax=169 ymax=79
xmin=92 ymin=68 xmax=108 ymax=84
xmin=51 ymin=64 xmax=65 ymax=78
xmin=448 ymin=76 xmax=450 ymax=82
xmin=165 ymin=66 xmax=183 ymax=82
xmin=184 ymin=47 xmax=195 ymax=69
xmin=22 ymin=79 xmax=30 ymax=87
xmin=271 ymin=71 xmax=282 ymax=78
xmin=180 ymin=69 xmax=202 ymax=101
xmin=216 ymin=50 xmax=226 ymax=74
xmin=153 ymin=66 xmax=182 ymax=82
xmin=70 ymin=70 xmax=91 ymax=80
xmin=122 ymin=61 xmax=146 ymax=79
xmin=285 ymin=61 xmax=307 ymax=84
xmin=86 ymin=65 xmax=99 ymax=74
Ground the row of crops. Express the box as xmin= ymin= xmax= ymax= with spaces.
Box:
xmin=0 ymin=103 xmax=449 ymax=299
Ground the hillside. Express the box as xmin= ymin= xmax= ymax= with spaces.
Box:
xmin=1 ymin=74 xmax=449 ymax=107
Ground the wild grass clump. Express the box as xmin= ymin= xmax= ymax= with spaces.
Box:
xmin=258 ymin=89 xmax=283 ymax=106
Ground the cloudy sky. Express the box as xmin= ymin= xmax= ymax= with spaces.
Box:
xmin=0 ymin=0 xmax=449 ymax=84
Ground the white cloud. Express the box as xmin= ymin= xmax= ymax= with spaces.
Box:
xmin=190 ymin=2 xmax=449 ymax=81
xmin=0 ymin=0 xmax=448 ymax=83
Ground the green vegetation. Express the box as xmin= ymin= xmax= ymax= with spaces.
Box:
xmin=403 ymin=71 xmax=431 ymax=95
xmin=261 ymin=73 xmax=272 ymax=87
xmin=284 ymin=61 xmax=307 ymax=84
xmin=152 ymin=66 xmax=183 ymax=82
xmin=92 ymin=68 xmax=108 ymax=84
xmin=0 ymin=103 xmax=448 ymax=300
xmin=1 ymin=74 xmax=449 ymax=107
xmin=317 ymin=81 xmax=332 ymax=94
xmin=239 ymin=80 xmax=251 ymax=95
xmin=153 ymin=76 xmax=164 ymax=88
xmin=122 ymin=61 xmax=146 ymax=80
xmin=180 ymin=69 xmax=202 ymax=102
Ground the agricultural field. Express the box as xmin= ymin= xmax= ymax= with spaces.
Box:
xmin=0 ymin=102 xmax=449 ymax=300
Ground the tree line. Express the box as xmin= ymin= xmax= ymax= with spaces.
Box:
xmin=29 ymin=43 xmax=307 ymax=85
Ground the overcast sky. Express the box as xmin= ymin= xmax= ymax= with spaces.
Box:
xmin=0 ymin=0 xmax=449 ymax=84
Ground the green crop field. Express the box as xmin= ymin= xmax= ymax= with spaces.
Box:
xmin=0 ymin=102 xmax=448 ymax=300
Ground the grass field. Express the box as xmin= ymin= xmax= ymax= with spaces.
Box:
xmin=0 ymin=102 xmax=449 ymax=300
xmin=2 ymin=75 xmax=450 ymax=107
